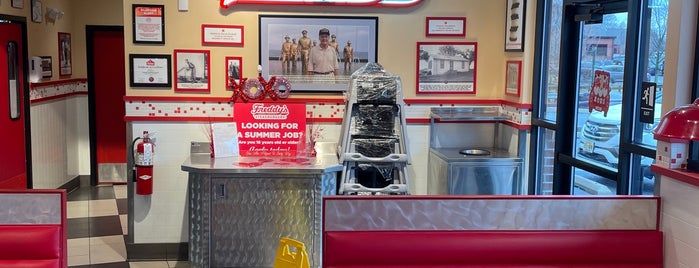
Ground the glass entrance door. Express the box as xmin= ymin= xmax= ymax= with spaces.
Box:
xmin=530 ymin=0 xmax=668 ymax=195
xmin=572 ymin=11 xmax=629 ymax=194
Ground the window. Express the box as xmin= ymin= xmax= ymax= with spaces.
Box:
xmin=530 ymin=0 xmax=668 ymax=195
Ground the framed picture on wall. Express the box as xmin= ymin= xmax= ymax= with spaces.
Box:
xmin=132 ymin=4 xmax=165 ymax=44
xmin=505 ymin=60 xmax=522 ymax=96
xmin=174 ymin=49 xmax=210 ymax=93
xmin=58 ymin=32 xmax=72 ymax=76
xmin=416 ymin=42 xmax=477 ymax=94
xmin=202 ymin=24 xmax=244 ymax=46
xmin=259 ymin=15 xmax=378 ymax=92
xmin=225 ymin=56 xmax=242 ymax=90
xmin=11 ymin=0 xmax=24 ymax=9
xmin=40 ymin=56 xmax=52 ymax=78
xmin=425 ymin=17 xmax=466 ymax=37
xmin=129 ymin=54 xmax=172 ymax=88
xmin=31 ymin=0 xmax=42 ymax=22
xmin=505 ymin=0 xmax=526 ymax=51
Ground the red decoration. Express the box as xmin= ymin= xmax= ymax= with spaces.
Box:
xmin=229 ymin=75 xmax=292 ymax=102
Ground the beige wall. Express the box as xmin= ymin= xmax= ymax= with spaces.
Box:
xmin=1 ymin=0 xmax=123 ymax=80
xmin=124 ymin=0 xmax=527 ymax=101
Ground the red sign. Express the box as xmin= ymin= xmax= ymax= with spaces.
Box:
xmin=589 ymin=70 xmax=611 ymax=116
xmin=220 ymin=0 xmax=423 ymax=9
xmin=234 ymin=103 xmax=306 ymax=156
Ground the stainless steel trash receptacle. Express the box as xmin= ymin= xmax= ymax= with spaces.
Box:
xmin=427 ymin=147 xmax=523 ymax=195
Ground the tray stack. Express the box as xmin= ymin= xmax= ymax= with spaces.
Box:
xmin=337 ymin=63 xmax=411 ymax=195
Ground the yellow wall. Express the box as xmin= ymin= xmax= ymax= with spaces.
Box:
xmin=1 ymin=0 xmax=122 ymax=80
xmin=123 ymin=0 xmax=522 ymax=100
xmin=3 ymin=0 xmax=529 ymax=101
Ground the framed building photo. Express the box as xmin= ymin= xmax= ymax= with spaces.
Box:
xmin=416 ymin=42 xmax=477 ymax=94
xmin=174 ymin=49 xmax=210 ymax=93
xmin=505 ymin=60 xmax=522 ymax=96
xmin=58 ymin=32 xmax=72 ymax=76
xmin=259 ymin=15 xmax=378 ymax=92
xmin=133 ymin=4 xmax=165 ymax=44
xmin=202 ymin=24 xmax=244 ymax=46
xmin=505 ymin=0 xmax=526 ymax=51
xmin=225 ymin=56 xmax=242 ymax=90
xmin=40 ymin=56 xmax=52 ymax=78
xmin=129 ymin=54 xmax=172 ymax=88
xmin=425 ymin=17 xmax=466 ymax=37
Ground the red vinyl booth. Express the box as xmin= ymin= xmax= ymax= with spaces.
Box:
xmin=0 ymin=190 xmax=67 ymax=268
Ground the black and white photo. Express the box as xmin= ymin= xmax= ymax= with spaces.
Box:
xmin=58 ymin=32 xmax=71 ymax=76
xmin=417 ymin=42 xmax=477 ymax=94
xmin=174 ymin=49 xmax=210 ymax=93
xmin=225 ymin=56 xmax=242 ymax=90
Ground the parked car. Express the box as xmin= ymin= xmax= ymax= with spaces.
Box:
xmin=577 ymin=92 xmax=663 ymax=178
xmin=578 ymin=90 xmax=623 ymax=109
xmin=598 ymin=65 xmax=625 ymax=83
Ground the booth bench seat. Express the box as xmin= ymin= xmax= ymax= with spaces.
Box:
xmin=0 ymin=190 xmax=67 ymax=268
xmin=323 ymin=230 xmax=663 ymax=268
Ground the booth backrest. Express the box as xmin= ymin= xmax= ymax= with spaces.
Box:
xmin=324 ymin=230 xmax=663 ymax=267
xmin=0 ymin=190 xmax=67 ymax=268
xmin=322 ymin=196 xmax=663 ymax=268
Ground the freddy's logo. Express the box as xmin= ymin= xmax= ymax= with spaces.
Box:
xmin=250 ymin=103 xmax=289 ymax=120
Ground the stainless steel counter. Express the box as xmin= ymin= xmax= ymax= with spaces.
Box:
xmin=182 ymin=153 xmax=342 ymax=174
xmin=427 ymin=147 xmax=523 ymax=195
xmin=182 ymin=154 xmax=341 ymax=268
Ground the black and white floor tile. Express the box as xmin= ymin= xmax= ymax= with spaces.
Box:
xmin=66 ymin=183 xmax=189 ymax=268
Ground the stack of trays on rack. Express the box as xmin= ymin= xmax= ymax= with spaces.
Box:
xmin=338 ymin=62 xmax=410 ymax=194
xmin=355 ymin=76 xmax=398 ymax=105
xmin=353 ymin=138 xmax=399 ymax=188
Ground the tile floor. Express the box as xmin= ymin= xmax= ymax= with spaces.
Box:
xmin=67 ymin=182 xmax=190 ymax=268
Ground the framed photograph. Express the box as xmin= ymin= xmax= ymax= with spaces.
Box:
xmin=58 ymin=32 xmax=72 ymax=76
xmin=416 ymin=42 xmax=477 ymax=94
xmin=425 ymin=17 xmax=466 ymax=37
xmin=129 ymin=54 xmax=172 ymax=88
xmin=505 ymin=0 xmax=526 ymax=51
xmin=11 ymin=0 xmax=23 ymax=9
xmin=202 ymin=24 xmax=244 ymax=46
xmin=505 ymin=60 xmax=522 ymax=96
xmin=40 ymin=56 xmax=52 ymax=78
xmin=174 ymin=49 xmax=210 ymax=93
xmin=133 ymin=4 xmax=165 ymax=44
xmin=31 ymin=0 xmax=42 ymax=22
xmin=259 ymin=15 xmax=378 ymax=92
xmin=225 ymin=56 xmax=243 ymax=90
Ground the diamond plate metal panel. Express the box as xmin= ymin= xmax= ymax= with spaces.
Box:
xmin=211 ymin=176 xmax=319 ymax=268
xmin=188 ymin=171 xmax=332 ymax=268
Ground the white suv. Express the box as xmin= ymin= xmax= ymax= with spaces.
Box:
xmin=577 ymin=99 xmax=662 ymax=174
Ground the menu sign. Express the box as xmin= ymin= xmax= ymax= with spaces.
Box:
xmin=234 ymin=103 xmax=306 ymax=156
xmin=220 ymin=0 xmax=424 ymax=8
xmin=589 ymin=70 xmax=611 ymax=116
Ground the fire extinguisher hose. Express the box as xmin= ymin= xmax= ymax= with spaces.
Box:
xmin=129 ymin=137 xmax=142 ymax=182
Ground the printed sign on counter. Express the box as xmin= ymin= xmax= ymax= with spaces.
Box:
xmin=234 ymin=103 xmax=306 ymax=156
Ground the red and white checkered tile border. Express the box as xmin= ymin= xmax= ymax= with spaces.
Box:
xmin=29 ymin=79 xmax=88 ymax=104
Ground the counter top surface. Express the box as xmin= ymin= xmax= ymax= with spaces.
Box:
xmin=181 ymin=153 xmax=342 ymax=174
xmin=430 ymin=107 xmax=508 ymax=121
xmin=430 ymin=147 xmax=521 ymax=162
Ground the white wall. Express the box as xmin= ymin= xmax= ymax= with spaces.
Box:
xmin=659 ymin=176 xmax=699 ymax=267
xmin=30 ymin=95 xmax=88 ymax=189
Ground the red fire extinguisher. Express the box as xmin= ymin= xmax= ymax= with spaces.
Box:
xmin=135 ymin=131 xmax=154 ymax=195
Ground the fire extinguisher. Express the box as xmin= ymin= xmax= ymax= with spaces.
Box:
xmin=135 ymin=131 xmax=155 ymax=195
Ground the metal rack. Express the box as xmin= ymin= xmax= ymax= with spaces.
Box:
xmin=337 ymin=63 xmax=411 ymax=195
